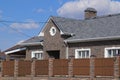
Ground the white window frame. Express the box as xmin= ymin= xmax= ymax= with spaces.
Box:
xmin=31 ymin=51 xmax=43 ymax=60
xmin=75 ymin=48 xmax=91 ymax=59
xmin=49 ymin=27 xmax=56 ymax=36
xmin=104 ymin=47 xmax=120 ymax=58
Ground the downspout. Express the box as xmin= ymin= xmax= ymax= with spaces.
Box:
xmin=64 ymin=41 xmax=69 ymax=59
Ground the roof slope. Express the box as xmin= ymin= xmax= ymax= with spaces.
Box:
xmin=4 ymin=45 xmax=24 ymax=52
xmin=4 ymin=36 xmax=43 ymax=52
xmin=51 ymin=14 xmax=120 ymax=41
xmin=22 ymin=36 xmax=43 ymax=43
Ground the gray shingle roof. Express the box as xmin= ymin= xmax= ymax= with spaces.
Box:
xmin=4 ymin=45 xmax=25 ymax=52
xmin=22 ymin=36 xmax=43 ymax=43
xmin=4 ymin=36 xmax=43 ymax=52
xmin=51 ymin=14 xmax=120 ymax=42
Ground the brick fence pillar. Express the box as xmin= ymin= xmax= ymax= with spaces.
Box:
xmin=90 ymin=55 xmax=95 ymax=80
xmin=49 ymin=58 xmax=54 ymax=77
xmin=14 ymin=60 xmax=18 ymax=79
xmin=114 ymin=56 xmax=120 ymax=80
xmin=0 ymin=61 xmax=3 ymax=77
xmin=68 ymin=56 xmax=74 ymax=78
xmin=31 ymin=60 xmax=35 ymax=77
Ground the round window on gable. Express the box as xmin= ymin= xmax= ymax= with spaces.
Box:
xmin=49 ymin=27 xmax=56 ymax=36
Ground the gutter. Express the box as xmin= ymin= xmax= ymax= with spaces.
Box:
xmin=64 ymin=36 xmax=120 ymax=43
xmin=5 ymin=48 xmax=26 ymax=55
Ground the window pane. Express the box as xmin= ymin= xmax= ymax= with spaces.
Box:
xmin=78 ymin=51 xmax=81 ymax=58
xmin=34 ymin=53 xmax=43 ymax=59
xmin=76 ymin=49 xmax=90 ymax=59
xmin=35 ymin=54 xmax=37 ymax=58
xmin=113 ymin=49 xmax=116 ymax=56
xmin=107 ymin=48 xmax=120 ymax=58
xmin=118 ymin=49 xmax=120 ymax=55
xmin=108 ymin=50 xmax=112 ymax=57
xmin=82 ymin=51 xmax=85 ymax=58
xmin=86 ymin=51 xmax=89 ymax=58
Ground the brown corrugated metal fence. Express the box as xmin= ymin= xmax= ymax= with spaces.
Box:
xmin=18 ymin=60 xmax=31 ymax=76
xmin=2 ymin=61 xmax=14 ymax=76
xmin=73 ymin=59 xmax=90 ymax=76
xmin=1 ymin=58 xmax=119 ymax=78
xmin=95 ymin=58 xmax=114 ymax=76
xmin=53 ymin=59 xmax=68 ymax=75
xmin=119 ymin=57 xmax=120 ymax=76
xmin=35 ymin=60 xmax=48 ymax=76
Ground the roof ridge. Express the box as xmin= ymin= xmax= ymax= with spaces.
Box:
xmin=51 ymin=16 xmax=80 ymax=21
xmin=84 ymin=13 xmax=120 ymax=20
xmin=51 ymin=13 xmax=120 ymax=22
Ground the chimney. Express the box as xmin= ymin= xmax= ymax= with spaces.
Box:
xmin=84 ymin=8 xmax=97 ymax=19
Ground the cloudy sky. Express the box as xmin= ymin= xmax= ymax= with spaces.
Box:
xmin=0 ymin=0 xmax=120 ymax=51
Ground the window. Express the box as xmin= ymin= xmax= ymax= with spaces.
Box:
xmin=49 ymin=27 xmax=56 ymax=36
xmin=105 ymin=47 xmax=120 ymax=58
xmin=31 ymin=51 xmax=43 ymax=60
xmin=75 ymin=49 xmax=91 ymax=59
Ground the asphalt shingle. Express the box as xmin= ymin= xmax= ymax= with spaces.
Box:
xmin=51 ymin=13 xmax=120 ymax=41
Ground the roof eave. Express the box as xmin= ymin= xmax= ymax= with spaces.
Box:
xmin=5 ymin=48 xmax=26 ymax=55
xmin=65 ymin=36 xmax=120 ymax=43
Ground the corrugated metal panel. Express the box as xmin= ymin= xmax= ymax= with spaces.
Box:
xmin=95 ymin=58 xmax=114 ymax=76
xmin=2 ymin=61 xmax=14 ymax=76
xmin=53 ymin=59 xmax=68 ymax=75
xmin=73 ymin=59 xmax=90 ymax=75
xmin=18 ymin=61 xmax=31 ymax=76
xmin=35 ymin=60 xmax=48 ymax=75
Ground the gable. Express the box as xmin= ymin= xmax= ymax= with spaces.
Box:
xmin=38 ymin=17 xmax=63 ymax=37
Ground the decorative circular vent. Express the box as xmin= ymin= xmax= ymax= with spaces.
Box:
xmin=49 ymin=27 xmax=56 ymax=36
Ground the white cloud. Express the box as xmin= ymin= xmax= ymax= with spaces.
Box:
xmin=36 ymin=8 xmax=44 ymax=13
xmin=10 ymin=20 xmax=39 ymax=29
xmin=57 ymin=0 xmax=120 ymax=19
xmin=35 ymin=8 xmax=53 ymax=13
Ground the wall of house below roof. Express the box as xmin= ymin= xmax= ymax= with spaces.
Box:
xmin=43 ymin=19 xmax=66 ymax=59
xmin=68 ymin=39 xmax=120 ymax=58
xmin=26 ymin=45 xmax=43 ymax=60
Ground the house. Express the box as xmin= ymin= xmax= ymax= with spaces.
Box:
xmin=4 ymin=36 xmax=43 ymax=60
xmin=4 ymin=8 xmax=120 ymax=60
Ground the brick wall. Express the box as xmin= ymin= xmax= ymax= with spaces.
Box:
xmin=68 ymin=40 xmax=120 ymax=58
xmin=43 ymin=19 xmax=66 ymax=59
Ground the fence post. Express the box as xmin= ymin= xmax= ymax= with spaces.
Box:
xmin=48 ymin=58 xmax=54 ymax=77
xmin=68 ymin=56 xmax=74 ymax=78
xmin=14 ymin=60 xmax=18 ymax=79
xmin=114 ymin=56 xmax=119 ymax=80
xmin=0 ymin=60 xmax=3 ymax=77
xmin=90 ymin=55 xmax=95 ymax=80
xmin=31 ymin=60 xmax=35 ymax=78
